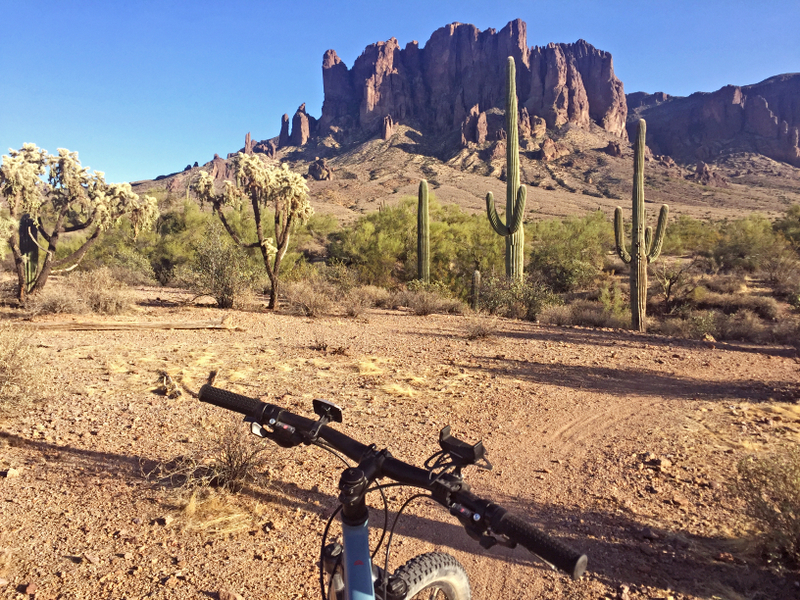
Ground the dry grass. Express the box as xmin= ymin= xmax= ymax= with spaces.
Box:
xmin=539 ymin=301 xmax=629 ymax=329
xmin=735 ymin=446 xmax=800 ymax=567
xmin=282 ymin=280 xmax=334 ymax=317
xmin=26 ymin=268 xmax=135 ymax=316
xmin=145 ymin=414 xmax=270 ymax=492
xmin=0 ymin=323 xmax=43 ymax=409
xmin=464 ymin=315 xmax=498 ymax=340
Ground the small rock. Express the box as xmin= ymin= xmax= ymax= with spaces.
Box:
xmin=24 ymin=582 xmax=38 ymax=595
xmin=672 ymin=494 xmax=690 ymax=507
xmin=3 ymin=467 xmax=22 ymax=478
xmin=83 ymin=552 xmax=100 ymax=565
xmin=156 ymin=515 xmax=174 ymax=526
xmin=164 ymin=575 xmax=179 ymax=588
xmin=618 ymin=584 xmax=631 ymax=600
xmin=642 ymin=527 xmax=661 ymax=540
xmin=219 ymin=589 xmax=245 ymax=600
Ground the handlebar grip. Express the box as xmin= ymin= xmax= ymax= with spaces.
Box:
xmin=198 ymin=384 xmax=266 ymax=419
xmin=492 ymin=511 xmax=587 ymax=580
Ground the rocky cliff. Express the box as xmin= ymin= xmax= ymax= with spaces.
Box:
xmin=628 ymin=74 xmax=800 ymax=167
xmin=278 ymin=19 xmax=628 ymax=149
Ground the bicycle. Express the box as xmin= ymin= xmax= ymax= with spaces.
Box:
xmin=198 ymin=383 xmax=588 ymax=600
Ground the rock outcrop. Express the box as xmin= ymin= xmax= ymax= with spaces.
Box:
xmin=690 ymin=161 xmax=729 ymax=187
xmin=628 ymin=74 xmax=800 ymax=167
xmin=308 ymin=157 xmax=333 ymax=181
xmin=278 ymin=19 xmax=627 ymax=147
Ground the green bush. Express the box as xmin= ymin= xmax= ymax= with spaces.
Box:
xmin=713 ymin=215 xmax=785 ymax=273
xmin=736 ymin=447 xmax=800 ymax=566
xmin=661 ymin=215 xmax=720 ymax=257
xmin=528 ymin=211 xmax=613 ymax=293
xmin=181 ymin=226 xmax=257 ymax=309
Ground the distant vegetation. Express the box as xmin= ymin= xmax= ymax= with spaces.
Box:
xmin=3 ymin=146 xmax=800 ymax=347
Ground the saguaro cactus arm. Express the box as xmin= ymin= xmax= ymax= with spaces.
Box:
xmin=613 ymin=206 xmax=632 ymax=263
xmin=486 ymin=185 xmax=526 ymax=236
xmin=647 ymin=204 xmax=669 ymax=262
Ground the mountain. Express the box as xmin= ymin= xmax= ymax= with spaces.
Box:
xmin=627 ymin=73 xmax=800 ymax=167
xmin=133 ymin=20 xmax=800 ymax=226
xmin=277 ymin=19 xmax=627 ymax=149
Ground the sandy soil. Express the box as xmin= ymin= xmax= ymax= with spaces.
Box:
xmin=1 ymin=287 xmax=800 ymax=600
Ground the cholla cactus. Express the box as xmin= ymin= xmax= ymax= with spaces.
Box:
xmin=192 ymin=154 xmax=312 ymax=309
xmin=0 ymin=144 xmax=158 ymax=301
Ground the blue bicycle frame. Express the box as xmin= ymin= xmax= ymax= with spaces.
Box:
xmin=341 ymin=520 xmax=376 ymax=600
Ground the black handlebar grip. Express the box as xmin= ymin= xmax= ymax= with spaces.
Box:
xmin=492 ymin=511 xmax=587 ymax=580
xmin=198 ymin=384 xmax=265 ymax=419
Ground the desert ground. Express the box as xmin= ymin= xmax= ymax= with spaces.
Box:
xmin=1 ymin=284 xmax=800 ymax=600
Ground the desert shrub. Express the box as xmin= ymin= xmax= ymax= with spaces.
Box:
xmin=773 ymin=204 xmax=800 ymax=249
xmin=661 ymin=215 xmax=721 ymax=257
xmin=700 ymin=275 xmax=746 ymax=295
xmin=77 ymin=220 xmax=158 ymax=285
xmin=696 ymin=290 xmax=779 ymax=320
xmin=282 ymin=279 xmax=334 ymax=317
xmin=716 ymin=309 xmax=769 ymax=343
xmin=181 ymin=227 xmax=256 ymax=309
xmin=528 ymin=211 xmax=614 ymax=293
xmin=464 ymin=316 xmax=498 ymax=340
xmin=72 ymin=268 xmax=136 ymax=314
xmin=539 ymin=300 xmax=629 ymax=329
xmin=405 ymin=290 xmax=465 ymax=316
xmin=26 ymin=285 xmax=88 ymax=315
xmin=0 ymin=323 xmax=43 ymax=408
xmin=736 ymin=447 xmax=800 ymax=566
xmin=147 ymin=201 xmax=216 ymax=285
xmin=713 ymin=215 xmax=786 ymax=273
xmin=30 ymin=269 xmax=136 ymax=315
xmin=147 ymin=414 xmax=269 ymax=492
xmin=331 ymin=197 xmax=505 ymax=297
xmin=479 ymin=276 xmax=561 ymax=321
xmin=341 ymin=287 xmax=373 ymax=318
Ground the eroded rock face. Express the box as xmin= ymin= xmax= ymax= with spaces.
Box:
xmin=308 ymin=157 xmax=333 ymax=181
xmin=281 ymin=19 xmax=627 ymax=146
xmin=691 ymin=161 xmax=729 ymax=187
xmin=628 ymin=74 xmax=800 ymax=167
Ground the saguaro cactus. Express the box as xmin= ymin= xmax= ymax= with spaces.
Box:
xmin=19 ymin=214 xmax=38 ymax=294
xmin=471 ymin=270 xmax=481 ymax=310
xmin=614 ymin=119 xmax=669 ymax=332
xmin=486 ymin=56 xmax=527 ymax=281
xmin=417 ymin=179 xmax=430 ymax=284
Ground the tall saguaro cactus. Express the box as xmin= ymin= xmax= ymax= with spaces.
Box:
xmin=486 ymin=56 xmax=527 ymax=281
xmin=417 ymin=179 xmax=430 ymax=284
xmin=614 ymin=119 xmax=669 ymax=332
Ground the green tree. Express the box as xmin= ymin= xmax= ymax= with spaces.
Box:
xmin=528 ymin=211 xmax=614 ymax=293
xmin=0 ymin=144 xmax=158 ymax=301
xmin=192 ymin=154 xmax=312 ymax=309
xmin=713 ymin=215 xmax=783 ymax=273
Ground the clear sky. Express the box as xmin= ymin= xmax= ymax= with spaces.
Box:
xmin=1 ymin=0 xmax=798 ymax=183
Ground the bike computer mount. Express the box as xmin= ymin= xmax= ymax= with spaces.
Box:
xmin=438 ymin=425 xmax=492 ymax=471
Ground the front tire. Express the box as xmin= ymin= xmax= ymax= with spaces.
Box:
xmin=391 ymin=552 xmax=471 ymax=600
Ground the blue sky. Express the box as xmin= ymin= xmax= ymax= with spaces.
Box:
xmin=1 ymin=0 xmax=797 ymax=183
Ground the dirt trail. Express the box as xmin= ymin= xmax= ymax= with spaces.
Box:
xmin=1 ymin=291 xmax=799 ymax=599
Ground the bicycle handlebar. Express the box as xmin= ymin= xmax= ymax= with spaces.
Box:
xmin=198 ymin=384 xmax=587 ymax=580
